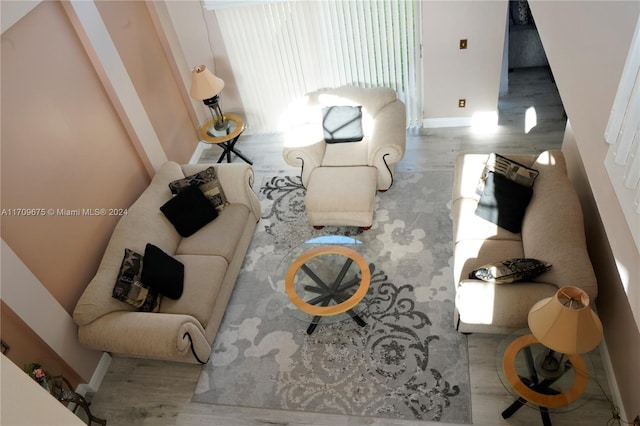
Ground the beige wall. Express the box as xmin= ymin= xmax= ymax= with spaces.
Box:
xmin=422 ymin=0 xmax=508 ymax=124
xmin=529 ymin=0 xmax=640 ymax=420
xmin=161 ymin=0 xmax=244 ymax=125
xmin=1 ymin=0 xmax=200 ymax=384
xmin=1 ymin=0 xmax=150 ymax=313
xmin=1 ymin=301 xmax=82 ymax=388
xmin=95 ymin=0 xmax=198 ymax=164
xmin=1 ymin=354 xmax=86 ymax=426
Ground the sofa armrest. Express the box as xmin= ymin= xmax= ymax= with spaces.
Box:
xmin=455 ymin=279 xmax=558 ymax=329
xmin=282 ymin=123 xmax=326 ymax=188
xmin=78 ymin=311 xmax=212 ymax=364
xmin=181 ymin=163 xmax=261 ymax=223
xmin=367 ymin=100 xmax=406 ymax=190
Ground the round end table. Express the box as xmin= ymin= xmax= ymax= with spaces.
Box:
xmin=497 ymin=330 xmax=595 ymax=425
xmin=198 ymin=113 xmax=253 ymax=164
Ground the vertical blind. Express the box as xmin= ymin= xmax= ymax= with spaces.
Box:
xmin=604 ymin=15 xmax=640 ymax=250
xmin=213 ymin=0 xmax=421 ymax=134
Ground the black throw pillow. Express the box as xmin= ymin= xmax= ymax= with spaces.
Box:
xmin=322 ymin=105 xmax=364 ymax=143
xmin=141 ymin=243 xmax=184 ymax=300
xmin=475 ymin=171 xmax=533 ymax=233
xmin=160 ymin=184 xmax=218 ymax=237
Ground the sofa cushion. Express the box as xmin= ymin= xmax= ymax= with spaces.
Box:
xmin=175 ymin=203 xmax=250 ymax=261
xmin=322 ymin=105 xmax=364 ymax=143
xmin=169 ymin=166 xmax=229 ymax=211
xmin=521 ymin=151 xmax=597 ymax=296
xmin=456 ymin=279 xmax=558 ymax=327
xmin=142 ymin=244 xmax=184 ymax=300
xmin=160 ymin=255 xmax=228 ymax=327
xmin=73 ymin=162 xmax=185 ymax=326
xmin=454 ymin=239 xmax=525 ymax=284
xmin=111 ymin=248 xmax=160 ymax=312
xmin=475 ymin=171 xmax=533 ymax=233
xmin=322 ymin=138 xmax=370 ymax=166
xmin=160 ymin=185 xmax=218 ymax=237
xmin=452 ymin=198 xmax=524 ymax=243
xmin=470 ymin=258 xmax=551 ymax=283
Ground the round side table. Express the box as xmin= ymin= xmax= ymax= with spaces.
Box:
xmin=496 ymin=330 xmax=594 ymax=426
xmin=198 ymin=113 xmax=253 ymax=165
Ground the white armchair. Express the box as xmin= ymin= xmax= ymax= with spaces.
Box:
xmin=282 ymin=86 xmax=406 ymax=192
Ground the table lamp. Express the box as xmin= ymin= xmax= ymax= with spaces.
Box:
xmin=528 ymin=286 xmax=603 ymax=378
xmin=190 ymin=64 xmax=229 ymax=131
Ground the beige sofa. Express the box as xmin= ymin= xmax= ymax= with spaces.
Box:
xmin=73 ymin=162 xmax=260 ymax=364
xmin=452 ymin=150 xmax=597 ymax=334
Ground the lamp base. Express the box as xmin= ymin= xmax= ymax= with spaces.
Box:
xmin=203 ymin=95 xmax=230 ymax=132
xmin=535 ymin=350 xmax=566 ymax=380
xmin=213 ymin=118 xmax=230 ymax=131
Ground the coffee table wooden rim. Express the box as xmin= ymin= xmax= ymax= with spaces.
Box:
xmin=284 ymin=245 xmax=371 ymax=316
xmin=502 ymin=333 xmax=589 ymax=408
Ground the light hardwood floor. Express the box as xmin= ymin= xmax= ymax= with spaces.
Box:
xmin=83 ymin=68 xmax=616 ymax=426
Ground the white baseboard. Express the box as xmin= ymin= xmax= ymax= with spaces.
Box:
xmin=599 ymin=336 xmax=625 ymax=419
xmin=76 ymin=352 xmax=111 ymax=395
xmin=422 ymin=116 xmax=473 ymax=128
xmin=189 ymin=142 xmax=209 ymax=164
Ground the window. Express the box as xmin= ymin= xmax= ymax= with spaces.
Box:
xmin=213 ymin=0 xmax=421 ymax=133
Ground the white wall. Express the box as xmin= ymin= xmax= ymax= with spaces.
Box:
xmin=161 ymin=0 xmax=244 ymax=125
xmin=528 ymin=0 xmax=640 ymax=420
xmin=529 ymin=0 xmax=640 ymax=330
xmin=422 ymin=0 xmax=508 ymax=127
xmin=0 ymin=354 xmax=86 ymax=425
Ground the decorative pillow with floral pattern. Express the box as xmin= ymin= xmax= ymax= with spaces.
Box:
xmin=112 ymin=248 xmax=160 ymax=312
xmin=469 ymin=258 xmax=551 ymax=284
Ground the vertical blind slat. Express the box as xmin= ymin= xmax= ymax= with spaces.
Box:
xmin=213 ymin=0 xmax=420 ymax=133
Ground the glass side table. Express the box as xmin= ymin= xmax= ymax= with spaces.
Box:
xmin=197 ymin=113 xmax=253 ymax=165
xmin=496 ymin=329 xmax=596 ymax=426
xmin=49 ymin=375 xmax=107 ymax=425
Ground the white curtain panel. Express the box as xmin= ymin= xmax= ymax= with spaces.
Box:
xmin=214 ymin=0 xmax=422 ymax=134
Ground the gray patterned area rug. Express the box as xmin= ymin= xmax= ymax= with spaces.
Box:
xmin=192 ymin=171 xmax=472 ymax=424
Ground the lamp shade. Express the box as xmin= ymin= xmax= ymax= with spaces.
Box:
xmin=190 ymin=65 xmax=224 ymax=100
xmin=528 ymin=286 xmax=603 ymax=355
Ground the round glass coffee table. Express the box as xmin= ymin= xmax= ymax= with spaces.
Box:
xmin=273 ymin=235 xmax=376 ymax=334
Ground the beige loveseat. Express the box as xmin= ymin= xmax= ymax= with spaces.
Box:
xmin=73 ymin=162 xmax=260 ymax=364
xmin=452 ymin=150 xmax=597 ymax=334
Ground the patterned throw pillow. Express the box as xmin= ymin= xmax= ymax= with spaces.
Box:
xmin=469 ymin=258 xmax=552 ymax=284
xmin=112 ymin=249 xmax=161 ymax=312
xmin=168 ymin=166 xmax=228 ymax=211
xmin=322 ymin=105 xmax=364 ymax=143
xmin=475 ymin=153 xmax=539 ymax=198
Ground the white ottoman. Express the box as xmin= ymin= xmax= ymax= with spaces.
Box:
xmin=304 ymin=166 xmax=377 ymax=228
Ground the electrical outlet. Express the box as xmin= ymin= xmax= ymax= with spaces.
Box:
xmin=458 ymin=99 xmax=466 ymax=108
xmin=459 ymin=39 xmax=468 ymax=49
xmin=632 ymin=415 xmax=639 ymax=426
